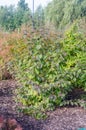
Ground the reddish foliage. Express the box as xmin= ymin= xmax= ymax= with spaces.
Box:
xmin=0 ymin=116 xmax=23 ymax=130
xmin=0 ymin=116 xmax=4 ymax=128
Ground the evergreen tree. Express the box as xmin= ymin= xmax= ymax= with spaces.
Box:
xmin=17 ymin=0 xmax=28 ymax=11
xmin=0 ymin=0 xmax=31 ymax=30
xmin=0 ymin=5 xmax=15 ymax=30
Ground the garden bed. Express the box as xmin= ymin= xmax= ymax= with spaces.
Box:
xmin=0 ymin=80 xmax=86 ymax=130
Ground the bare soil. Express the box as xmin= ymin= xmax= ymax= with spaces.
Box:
xmin=0 ymin=80 xmax=86 ymax=130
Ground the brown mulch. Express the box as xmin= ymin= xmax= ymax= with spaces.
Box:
xmin=0 ymin=80 xmax=86 ymax=130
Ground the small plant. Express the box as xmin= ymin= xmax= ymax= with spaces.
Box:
xmin=0 ymin=116 xmax=22 ymax=130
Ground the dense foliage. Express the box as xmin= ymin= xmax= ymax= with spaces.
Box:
xmin=0 ymin=0 xmax=31 ymax=30
xmin=0 ymin=0 xmax=45 ymax=31
xmin=8 ymin=29 xmax=62 ymax=118
xmin=45 ymin=0 xmax=86 ymax=28
xmin=0 ymin=0 xmax=86 ymax=119
xmin=1 ymin=0 xmax=86 ymax=30
xmin=6 ymin=24 xmax=86 ymax=118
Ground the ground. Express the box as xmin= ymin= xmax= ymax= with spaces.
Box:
xmin=0 ymin=80 xmax=86 ymax=130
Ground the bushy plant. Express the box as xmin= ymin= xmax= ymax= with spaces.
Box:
xmin=61 ymin=24 xmax=86 ymax=89
xmin=8 ymin=24 xmax=86 ymax=118
xmin=0 ymin=32 xmax=19 ymax=80
xmin=59 ymin=24 xmax=86 ymax=106
xmin=9 ymin=29 xmax=67 ymax=118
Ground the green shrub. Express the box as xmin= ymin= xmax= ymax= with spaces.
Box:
xmin=59 ymin=24 xmax=86 ymax=106
xmin=9 ymin=31 xmax=67 ymax=118
xmin=9 ymin=25 xmax=86 ymax=118
xmin=61 ymin=25 xmax=86 ymax=89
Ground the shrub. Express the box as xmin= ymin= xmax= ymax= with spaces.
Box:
xmin=9 ymin=24 xmax=86 ymax=118
xmin=61 ymin=24 xmax=86 ymax=89
xmin=9 ymin=29 xmax=67 ymax=118
xmin=0 ymin=31 xmax=22 ymax=80
xmin=59 ymin=24 xmax=86 ymax=106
